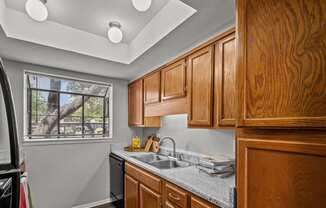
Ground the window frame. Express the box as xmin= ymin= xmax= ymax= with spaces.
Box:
xmin=23 ymin=70 xmax=113 ymax=142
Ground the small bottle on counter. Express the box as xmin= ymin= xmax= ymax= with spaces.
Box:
xmin=132 ymin=136 xmax=141 ymax=149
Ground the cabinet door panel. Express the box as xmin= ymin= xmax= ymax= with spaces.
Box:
xmin=128 ymin=80 xmax=143 ymax=126
xmin=125 ymin=174 xmax=139 ymax=208
xmin=237 ymin=136 xmax=326 ymax=208
xmin=139 ymin=184 xmax=161 ymax=208
xmin=144 ymin=71 xmax=160 ymax=104
xmin=191 ymin=196 xmax=215 ymax=208
xmin=237 ymin=0 xmax=326 ymax=127
xmin=161 ymin=59 xmax=187 ymax=101
xmin=215 ymin=33 xmax=236 ymax=127
xmin=188 ymin=46 xmax=214 ymax=127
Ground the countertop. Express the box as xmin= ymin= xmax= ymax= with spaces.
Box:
xmin=111 ymin=149 xmax=235 ymax=208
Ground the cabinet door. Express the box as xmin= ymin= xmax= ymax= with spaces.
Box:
xmin=144 ymin=71 xmax=161 ymax=104
xmin=125 ymin=174 xmax=139 ymax=208
xmin=188 ymin=46 xmax=214 ymax=127
xmin=139 ymin=184 xmax=161 ymax=208
xmin=237 ymin=135 xmax=326 ymax=208
xmin=128 ymin=80 xmax=143 ymax=126
xmin=237 ymin=0 xmax=326 ymax=127
xmin=191 ymin=196 xmax=215 ymax=208
xmin=215 ymin=33 xmax=236 ymax=127
xmin=161 ymin=59 xmax=187 ymax=101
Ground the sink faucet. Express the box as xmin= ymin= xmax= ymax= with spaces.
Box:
xmin=159 ymin=136 xmax=176 ymax=158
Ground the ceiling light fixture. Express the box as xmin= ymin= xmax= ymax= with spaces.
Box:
xmin=25 ymin=0 xmax=48 ymax=22
xmin=132 ymin=0 xmax=152 ymax=12
xmin=107 ymin=22 xmax=123 ymax=44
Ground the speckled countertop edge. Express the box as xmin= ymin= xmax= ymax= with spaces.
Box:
xmin=111 ymin=149 xmax=235 ymax=208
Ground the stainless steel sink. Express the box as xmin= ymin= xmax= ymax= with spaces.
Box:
xmin=131 ymin=154 xmax=169 ymax=163
xmin=149 ymin=160 xmax=191 ymax=169
xmin=131 ymin=153 xmax=191 ymax=169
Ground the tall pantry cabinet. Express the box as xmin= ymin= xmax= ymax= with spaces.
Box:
xmin=236 ymin=0 xmax=326 ymax=207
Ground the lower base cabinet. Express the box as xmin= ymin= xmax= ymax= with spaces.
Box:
xmin=191 ymin=196 xmax=215 ymax=208
xmin=140 ymin=184 xmax=161 ymax=208
xmin=237 ymin=130 xmax=326 ymax=208
xmin=125 ymin=162 xmax=218 ymax=208
xmin=125 ymin=174 xmax=139 ymax=208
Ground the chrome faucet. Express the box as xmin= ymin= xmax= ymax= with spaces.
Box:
xmin=159 ymin=136 xmax=176 ymax=158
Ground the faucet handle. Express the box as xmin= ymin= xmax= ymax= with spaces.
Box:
xmin=175 ymin=153 xmax=184 ymax=161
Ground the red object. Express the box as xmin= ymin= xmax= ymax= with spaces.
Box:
xmin=19 ymin=184 xmax=27 ymax=208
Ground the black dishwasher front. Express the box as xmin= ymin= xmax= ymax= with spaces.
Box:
xmin=109 ymin=153 xmax=124 ymax=208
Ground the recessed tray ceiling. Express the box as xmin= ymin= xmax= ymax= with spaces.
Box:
xmin=0 ymin=0 xmax=196 ymax=64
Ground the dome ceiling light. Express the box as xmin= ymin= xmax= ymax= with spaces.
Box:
xmin=132 ymin=0 xmax=152 ymax=12
xmin=107 ymin=22 xmax=123 ymax=44
xmin=25 ymin=0 xmax=48 ymax=22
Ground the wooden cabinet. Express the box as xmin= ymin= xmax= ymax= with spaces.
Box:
xmin=125 ymin=162 xmax=162 ymax=208
xmin=128 ymin=79 xmax=143 ymax=126
xmin=188 ymin=46 xmax=214 ymax=127
xmin=140 ymin=184 xmax=161 ymax=208
xmin=236 ymin=0 xmax=326 ymax=128
xmin=145 ymin=59 xmax=188 ymax=117
xmin=125 ymin=162 xmax=218 ymax=208
xmin=164 ymin=183 xmax=188 ymax=208
xmin=125 ymin=162 xmax=162 ymax=194
xmin=214 ymin=33 xmax=236 ymax=127
xmin=191 ymin=196 xmax=215 ymax=208
xmin=125 ymin=174 xmax=139 ymax=208
xmin=161 ymin=59 xmax=187 ymax=101
xmin=128 ymin=79 xmax=160 ymax=127
xmin=144 ymin=71 xmax=161 ymax=104
xmin=237 ymin=129 xmax=326 ymax=208
xmin=129 ymin=28 xmax=237 ymax=128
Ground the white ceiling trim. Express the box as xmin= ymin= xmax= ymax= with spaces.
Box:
xmin=0 ymin=0 xmax=196 ymax=64
xmin=129 ymin=0 xmax=196 ymax=63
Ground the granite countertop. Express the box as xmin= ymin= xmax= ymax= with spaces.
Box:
xmin=111 ymin=149 xmax=235 ymax=208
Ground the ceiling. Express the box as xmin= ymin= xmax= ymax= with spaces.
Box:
xmin=0 ymin=0 xmax=235 ymax=80
xmin=5 ymin=0 xmax=169 ymax=43
xmin=1 ymin=0 xmax=196 ymax=63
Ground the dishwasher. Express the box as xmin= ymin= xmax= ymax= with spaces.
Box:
xmin=109 ymin=153 xmax=124 ymax=208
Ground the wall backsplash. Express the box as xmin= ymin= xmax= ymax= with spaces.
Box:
xmin=143 ymin=114 xmax=235 ymax=158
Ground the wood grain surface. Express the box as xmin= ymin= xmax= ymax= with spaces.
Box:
xmin=237 ymin=0 xmax=326 ymax=127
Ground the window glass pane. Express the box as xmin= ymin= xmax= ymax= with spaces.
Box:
xmin=59 ymin=93 xmax=83 ymax=136
xmin=28 ymin=73 xmax=108 ymax=96
xmin=84 ymin=96 xmax=104 ymax=136
xmin=26 ymin=72 xmax=112 ymax=140
xmin=30 ymin=90 xmax=58 ymax=138
xmin=104 ymin=98 xmax=110 ymax=136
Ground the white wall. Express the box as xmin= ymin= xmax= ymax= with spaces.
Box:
xmin=144 ymin=115 xmax=235 ymax=158
xmin=2 ymin=59 xmax=142 ymax=208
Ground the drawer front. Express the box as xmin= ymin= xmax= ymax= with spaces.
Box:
xmin=165 ymin=183 xmax=188 ymax=208
xmin=125 ymin=162 xmax=162 ymax=193
xmin=165 ymin=201 xmax=180 ymax=208
xmin=191 ymin=196 xmax=215 ymax=208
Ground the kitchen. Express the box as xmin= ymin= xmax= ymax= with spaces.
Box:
xmin=0 ymin=0 xmax=325 ymax=208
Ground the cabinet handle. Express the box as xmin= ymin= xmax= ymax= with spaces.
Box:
xmin=168 ymin=193 xmax=181 ymax=201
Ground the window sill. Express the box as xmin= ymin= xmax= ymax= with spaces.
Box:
xmin=22 ymin=137 xmax=113 ymax=146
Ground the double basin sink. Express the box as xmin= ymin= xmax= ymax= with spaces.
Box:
xmin=131 ymin=153 xmax=191 ymax=169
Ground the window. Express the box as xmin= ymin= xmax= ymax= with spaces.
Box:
xmin=24 ymin=72 xmax=112 ymax=140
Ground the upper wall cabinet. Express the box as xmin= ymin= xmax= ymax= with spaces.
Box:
xmin=128 ymin=79 xmax=144 ymax=126
xmin=128 ymin=79 xmax=160 ymax=127
xmin=161 ymin=59 xmax=187 ymax=101
xmin=144 ymin=71 xmax=161 ymax=105
xmin=188 ymin=46 xmax=214 ymax=127
xmin=237 ymin=0 xmax=326 ymax=128
xmin=214 ymin=32 xmax=236 ymax=127
xmin=145 ymin=59 xmax=188 ymax=117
